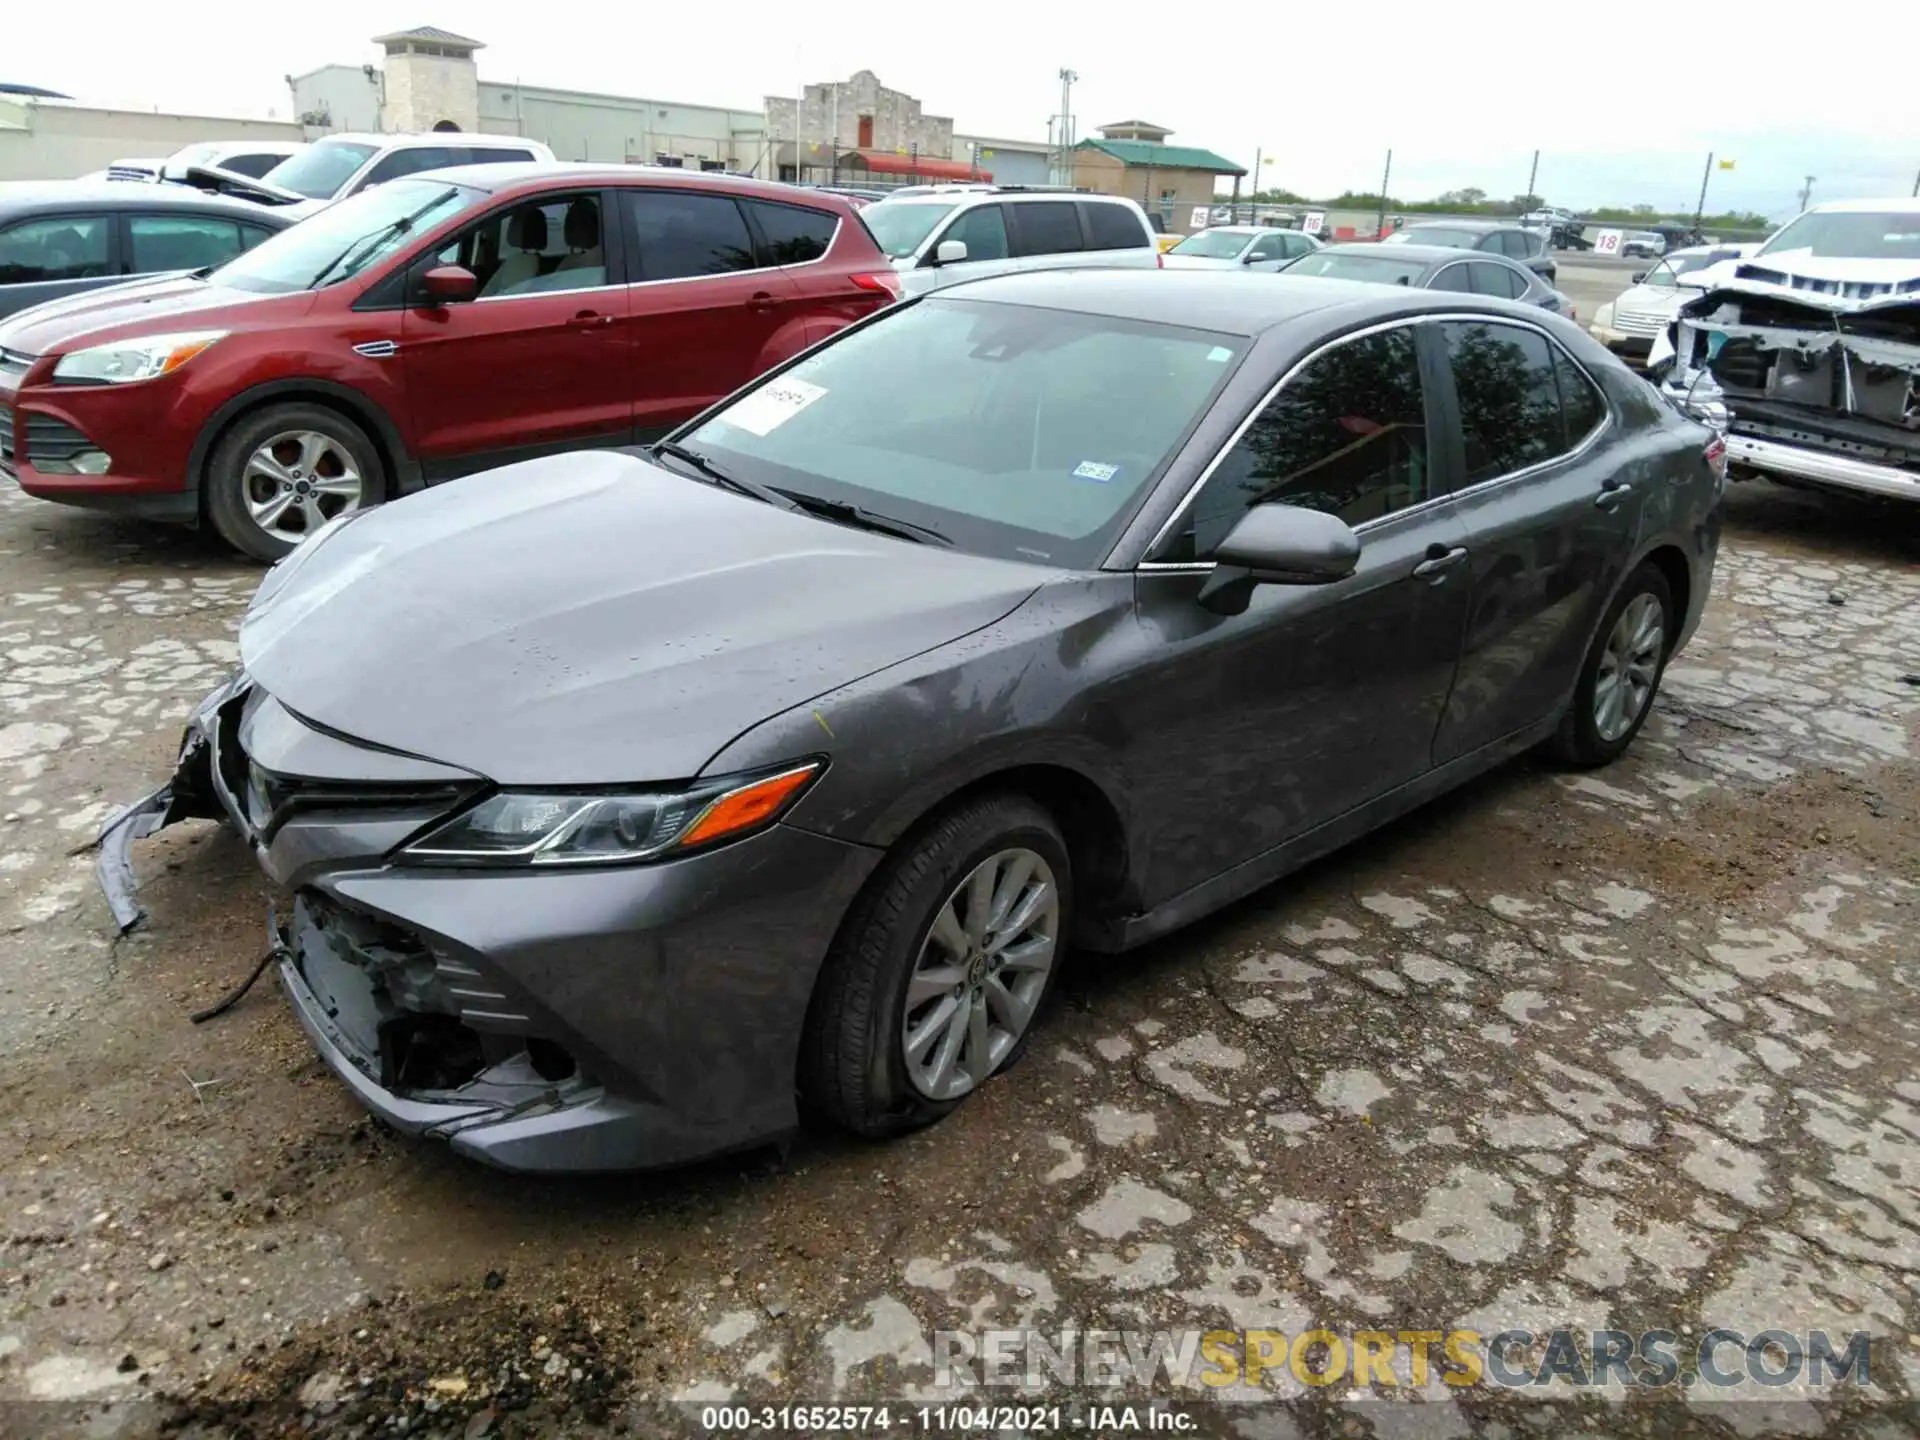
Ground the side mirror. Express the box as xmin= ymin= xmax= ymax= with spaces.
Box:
xmin=932 ymin=239 xmax=968 ymax=266
xmin=1198 ymin=504 xmax=1360 ymax=614
xmin=1631 ymin=270 xmax=1648 ymax=284
xmin=421 ymin=264 xmax=478 ymax=305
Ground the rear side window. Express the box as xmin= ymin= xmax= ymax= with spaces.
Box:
xmin=745 ymin=201 xmax=837 ymax=265
xmin=474 ymin=147 xmax=538 ymax=165
xmin=1553 ymin=348 xmax=1607 ymax=445
xmin=623 ymin=190 xmax=757 ymax=280
xmin=1011 ymin=201 xmax=1083 ymax=257
xmin=941 ymin=204 xmax=1009 ymax=262
xmin=1468 ymin=262 xmax=1524 ymax=299
xmin=127 ymin=215 xmax=248 ymax=273
xmin=0 ymin=215 xmax=110 ymax=284
xmin=1160 ymin=325 xmax=1430 ymax=559
xmin=1441 ymin=320 xmax=1570 ymax=484
xmin=1429 ymin=263 xmax=1473 ymax=293
xmin=1081 ymin=201 xmax=1146 ymax=251
xmin=364 ymin=147 xmax=452 ymax=186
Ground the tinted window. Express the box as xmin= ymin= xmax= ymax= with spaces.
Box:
xmin=940 ymin=204 xmax=1009 ymax=262
xmin=1441 ymin=320 xmax=1566 ymax=484
xmin=223 ymin=152 xmax=286 ymax=179
xmin=746 ymin=201 xmax=837 ymax=265
xmin=474 ymin=147 xmax=538 ymax=164
xmin=624 ymin=191 xmax=756 ymax=280
xmin=1011 ymin=201 xmax=1083 ymax=256
xmin=1082 ymin=201 xmax=1146 ymax=251
xmin=436 ymin=193 xmax=607 ymax=297
xmin=364 ymin=147 xmax=453 ymax=186
xmin=1428 ymin=263 xmax=1474 ymax=293
xmin=1468 ymin=262 xmax=1524 ymax=299
xmin=688 ymin=298 xmax=1244 ymax=569
xmin=239 ymin=224 xmax=276 ymax=252
xmin=1162 ymin=326 xmax=1430 ymax=560
xmin=128 ymin=215 xmax=247 ymax=273
xmin=0 ymin=215 xmax=110 ymax=284
xmin=1553 ymin=348 xmax=1606 ymax=444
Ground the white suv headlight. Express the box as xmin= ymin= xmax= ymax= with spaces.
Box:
xmin=53 ymin=330 xmax=227 ymax=385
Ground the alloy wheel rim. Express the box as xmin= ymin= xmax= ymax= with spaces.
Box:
xmin=1593 ymin=592 xmax=1666 ymax=742
xmin=243 ymin=430 xmax=364 ymax=543
xmin=901 ymin=847 xmax=1059 ymax=1102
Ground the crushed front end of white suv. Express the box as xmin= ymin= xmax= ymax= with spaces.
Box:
xmin=1656 ymin=200 xmax=1920 ymax=503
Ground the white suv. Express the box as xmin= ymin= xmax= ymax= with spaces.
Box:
xmin=240 ymin=133 xmax=558 ymax=217
xmin=862 ymin=188 xmax=1160 ymax=297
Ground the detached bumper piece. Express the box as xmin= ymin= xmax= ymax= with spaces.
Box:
xmin=278 ymin=893 xmax=659 ymax=1173
xmin=93 ymin=728 xmax=224 ymax=933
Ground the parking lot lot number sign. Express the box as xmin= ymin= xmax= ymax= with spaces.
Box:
xmin=1190 ymin=207 xmax=1210 ymax=230
xmin=1303 ymin=211 xmax=1326 ymax=236
xmin=1594 ymin=228 xmax=1624 ymax=255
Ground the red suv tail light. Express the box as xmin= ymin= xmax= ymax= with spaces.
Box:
xmin=850 ymin=271 xmax=903 ymax=302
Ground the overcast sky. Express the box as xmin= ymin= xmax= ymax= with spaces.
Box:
xmin=11 ymin=1 xmax=1916 ymax=218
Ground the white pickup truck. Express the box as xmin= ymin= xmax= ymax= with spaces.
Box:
xmin=1657 ymin=198 xmax=1920 ymax=503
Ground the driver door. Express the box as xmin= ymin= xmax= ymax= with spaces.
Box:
xmin=1117 ymin=321 xmax=1474 ymax=905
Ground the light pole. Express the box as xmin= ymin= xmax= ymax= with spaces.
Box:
xmin=1526 ymin=148 xmax=1539 ymax=205
xmin=1054 ymin=68 xmax=1078 ymax=187
xmin=1797 ymin=175 xmax=1816 ymax=212
xmin=1377 ymin=148 xmax=1393 ymax=240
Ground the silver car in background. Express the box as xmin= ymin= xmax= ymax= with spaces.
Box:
xmin=1161 ymin=225 xmax=1321 ymax=272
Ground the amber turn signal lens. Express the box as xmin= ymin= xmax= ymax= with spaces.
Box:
xmin=677 ymin=764 xmax=820 ymax=849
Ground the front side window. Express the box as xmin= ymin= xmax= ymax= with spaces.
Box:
xmin=211 ymin=179 xmax=480 ymax=294
xmin=435 ymin=193 xmax=607 ymax=297
xmin=261 ymin=140 xmax=377 ymax=200
xmin=1160 ymin=325 xmax=1430 ymax=561
xmin=745 ymin=200 xmax=837 ymax=265
xmin=861 ymin=202 xmax=957 ymax=260
xmin=1011 ymin=201 xmax=1083 ymax=257
xmin=623 ymin=191 xmax=756 ymax=281
xmin=684 ymin=297 xmax=1245 ymax=568
xmin=1641 ymin=261 xmax=1678 ymax=288
xmin=127 ymin=215 xmax=248 ymax=273
xmin=1441 ymin=320 xmax=1572 ymax=485
xmin=1083 ymin=202 xmax=1146 ymax=251
xmin=0 ymin=215 xmax=110 ymax=284
xmin=938 ymin=204 xmax=1008 ymax=262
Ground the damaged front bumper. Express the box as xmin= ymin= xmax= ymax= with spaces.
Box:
xmin=95 ymin=672 xmax=884 ymax=1172
xmin=1658 ymin=281 xmax=1920 ymax=503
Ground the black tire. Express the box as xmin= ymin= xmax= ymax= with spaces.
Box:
xmin=800 ymin=793 xmax=1072 ymax=1140
xmin=204 ymin=402 xmax=384 ymax=562
xmin=1549 ymin=561 xmax=1675 ymax=768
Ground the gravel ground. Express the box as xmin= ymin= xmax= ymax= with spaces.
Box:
xmin=0 ymin=471 xmax=1916 ymax=1439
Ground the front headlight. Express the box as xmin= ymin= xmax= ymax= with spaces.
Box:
xmin=53 ymin=330 xmax=227 ymax=385
xmin=1592 ymin=302 xmax=1614 ymax=330
xmin=399 ymin=762 xmax=823 ymax=867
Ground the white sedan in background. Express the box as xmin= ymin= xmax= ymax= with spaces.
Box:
xmin=1161 ymin=225 xmax=1322 ymax=272
xmin=1589 ymin=243 xmax=1756 ymax=365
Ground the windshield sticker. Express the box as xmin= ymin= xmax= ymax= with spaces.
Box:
xmin=1073 ymin=461 xmax=1119 ymax=483
xmin=1207 ymin=346 xmax=1234 ymax=363
xmin=721 ymin=377 xmax=827 ymax=437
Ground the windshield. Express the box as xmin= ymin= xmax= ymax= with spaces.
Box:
xmin=261 ymin=140 xmax=377 ymax=200
xmin=683 ymin=298 xmax=1245 ymax=567
xmin=862 ymin=202 xmax=959 ymax=259
xmin=1168 ymin=230 xmax=1251 ymax=259
xmin=212 ymin=179 xmax=479 ymax=294
xmin=1757 ymin=210 xmax=1920 ymax=261
xmin=1386 ymin=227 xmax=1478 ymax=248
xmin=1285 ymin=252 xmax=1429 ymax=285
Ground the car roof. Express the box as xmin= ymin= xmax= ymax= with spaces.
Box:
xmin=1398 ymin=219 xmax=1519 ymax=233
xmin=409 ymin=161 xmax=857 ymax=210
xmin=1182 ymin=225 xmax=1263 ymax=237
xmin=870 ymin=190 xmax=1134 ymax=208
xmin=1315 ymin=242 xmax=1495 ymax=267
xmin=0 ymin=180 xmax=299 ymax=224
xmin=309 ymin=131 xmax=544 ymax=151
xmin=1801 ymin=196 xmax=1920 ymax=215
xmin=933 ymin=267 xmax=1501 ymax=336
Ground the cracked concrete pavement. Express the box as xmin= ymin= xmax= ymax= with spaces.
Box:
xmin=0 ymin=474 xmax=1916 ymax=1437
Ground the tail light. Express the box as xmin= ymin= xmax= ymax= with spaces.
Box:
xmin=850 ymin=271 xmax=903 ymax=302
xmin=1703 ymin=433 xmax=1728 ymax=484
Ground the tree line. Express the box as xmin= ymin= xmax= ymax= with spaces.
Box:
xmin=1237 ymin=185 xmax=1771 ymax=232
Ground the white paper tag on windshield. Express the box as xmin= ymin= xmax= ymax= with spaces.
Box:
xmin=1073 ymin=461 xmax=1118 ymax=483
xmin=722 ymin=377 xmax=827 ymax=437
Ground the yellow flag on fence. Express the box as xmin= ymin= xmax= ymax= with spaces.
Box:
xmin=1718 ymin=158 xmax=1736 ymax=170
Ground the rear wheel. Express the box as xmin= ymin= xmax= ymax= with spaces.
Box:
xmin=1549 ymin=561 xmax=1674 ymax=767
xmin=800 ymin=794 xmax=1071 ymax=1139
xmin=205 ymin=403 xmax=382 ymax=562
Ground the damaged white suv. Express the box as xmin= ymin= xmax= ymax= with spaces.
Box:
xmin=1656 ymin=198 xmax=1920 ymax=503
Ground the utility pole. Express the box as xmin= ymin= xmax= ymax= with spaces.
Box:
xmin=1248 ymin=146 xmax=1261 ymax=224
xmin=1797 ymin=175 xmax=1816 ymax=212
xmin=1693 ymin=150 xmax=1714 ymax=233
xmin=1525 ymin=148 xmax=1539 ymax=204
xmin=1054 ymin=68 xmax=1078 ymax=187
xmin=1377 ymin=148 xmax=1393 ymax=240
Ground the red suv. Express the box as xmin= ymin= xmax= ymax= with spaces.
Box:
xmin=0 ymin=165 xmax=900 ymax=558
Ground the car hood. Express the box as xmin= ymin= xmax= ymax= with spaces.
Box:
xmin=239 ymin=450 xmax=1047 ymax=785
xmin=0 ymin=275 xmax=303 ymax=356
xmin=1160 ymin=254 xmax=1242 ymax=270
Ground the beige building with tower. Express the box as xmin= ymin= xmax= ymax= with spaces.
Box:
xmin=764 ymin=72 xmax=964 ymax=184
xmin=1073 ymin=120 xmax=1245 ymax=235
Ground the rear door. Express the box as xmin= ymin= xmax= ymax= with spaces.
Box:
xmin=738 ymin=196 xmax=885 ymax=344
xmin=1426 ymin=318 xmax=1645 ymax=765
xmin=619 ymin=187 xmax=802 ymax=436
xmin=1006 ymin=200 xmax=1089 ymax=274
xmin=0 ymin=212 xmax=115 ymax=321
xmin=400 ymin=187 xmax=633 ymax=474
xmin=1465 ymin=260 xmax=1525 ymax=301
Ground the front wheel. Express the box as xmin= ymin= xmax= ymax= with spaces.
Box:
xmin=205 ymin=402 xmax=383 ymax=562
xmin=800 ymin=794 xmax=1071 ymax=1140
xmin=1549 ymin=561 xmax=1674 ymax=767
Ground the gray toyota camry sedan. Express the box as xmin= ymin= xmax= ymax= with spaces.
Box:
xmin=100 ymin=270 xmax=1724 ymax=1172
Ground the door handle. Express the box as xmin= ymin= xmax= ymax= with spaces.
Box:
xmin=1411 ymin=544 xmax=1468 ymax=581
xmin=745 ymin=291 xmax=780 ymax=313
xmin=569 ymin=310 xmax=612 ymax=329
xmin=1595 ymin=477 xmax=1633 ymax=510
